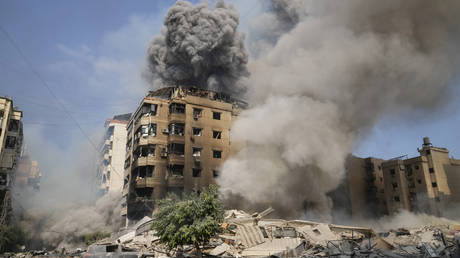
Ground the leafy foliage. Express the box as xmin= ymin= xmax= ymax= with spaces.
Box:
xmin=82 ymin=231 xmax=110 ymax=246
xmin=152 ymin=185 xmax=224 ymax=250
xmin=0 ymin=223 xmax=27 ymax=252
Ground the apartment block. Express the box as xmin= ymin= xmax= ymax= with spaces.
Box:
xmin=122 ymin=86 xmax=245 ymax=226
xmin=97 ymin=113 xmax=131 ymax=196
xmin=344 ymin=137 xmax=460 ymax=218
xmin=0 ymin=96 xmax=23 ymax=225
xmin=15 ymin=156 xmax=41 ymax=191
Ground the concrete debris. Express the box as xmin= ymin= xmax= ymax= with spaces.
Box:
xmin=9 ymin=211 xmax=460 ymax=257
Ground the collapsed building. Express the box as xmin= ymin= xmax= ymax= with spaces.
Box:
xmin=15 ymin=156 xmax=41 ymax=191
xmin=344 ymin=137 xmax=460 ymax=219
xmin=121 ymin=86 xmax=246 ymax=227
xmin=0 ymin=96 xmax=23 ymax=225
xmin=97 ymin=113 xmax=131 ymax=196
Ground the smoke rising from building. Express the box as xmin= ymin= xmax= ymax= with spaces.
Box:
xmin=217 ymin=0 xmax=460 ymax=220
xmin=144 ymin=0 xmax=249 ymax=96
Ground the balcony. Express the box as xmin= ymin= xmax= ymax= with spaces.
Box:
xmin=135 ymin=177 xmax=155 ymax=188
xmin=168 ymin=153 xmax=184 ymax=163
xmin=167 ymin=176 xmax=184 ymax=187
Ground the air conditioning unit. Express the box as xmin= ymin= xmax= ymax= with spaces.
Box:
xmin=162 ymin=128 xmax=169 ymax=134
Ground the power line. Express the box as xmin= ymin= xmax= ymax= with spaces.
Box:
xmin=1 ymin=25 xmax=153 ymax=213
xmin=0 ymin=25 xmax=99 ymax=152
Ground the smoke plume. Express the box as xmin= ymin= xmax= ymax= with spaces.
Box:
xmin=145 ymin=0 xmax=249 ymax=96
xmin=218 ymin=0 xmax=460 ymax=220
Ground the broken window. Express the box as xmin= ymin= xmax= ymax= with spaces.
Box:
xmin=8 ymin=120 xmax=19 ymax=132
xmin=426 ymin=150 xmax=431 ymax=155
xmin=213 ymin=130 xmax=222 ymax=139
xmin=193 ymin=108 xmax=202 ymax=119
xmin=192 ymin=127 xmax=202 ymax=136
xmin=102 ymin=174 xmax=107 ymax=183
xmin=168 ymin=143 xmax=185 ymax=156
xmin=394 ymin=196 xmax=400 ymax=202
xmin=169 ymin=123 xmax=185 ymax=136
xmin=107 ymin=171 xmax=110 ymax=180
xmin=192 ymin=147 xmax=201 ymax=157
xmin=432 ymin=182 xmax=437 ymax=187
xmin=392 ymin=182 xmax=398 ymax=191
xmin=390 ymin=169 xmax=395 ymax=176
xmin=124 ymin=156 xmax=130 ymax=169
xmin=5 ymin=136 xmax=16 ymax=149
xmin=415 ymin=165 xmax=419 ymax=170
xmin=138 ymin=166 xmax=154 ymax=178
xmin=213 ymin=170 xmax=220 ymax=177
xmin=169 ymin=103 xmax=185 ymax=114
xmin=141 ymin=103 xmax=157 ymax=116
xmin=169 ymin=165 xmax=184 ymax=177
xmin=213 ymin=111 xmax=221 ymax=120
xmin=192 ymin=168 xmax=201 ymax=177
xmin=429 ymin=168 xmax=434 ymax=173
xmin=135 ymin=187 xmax=153 ymax=198
xmin=213 ymin=150 xmax=222 ymax=159
xmin=0 ymin=174 xmax=7 ymax=185
xmin=417 ymin=179 xmax=422 ymax=184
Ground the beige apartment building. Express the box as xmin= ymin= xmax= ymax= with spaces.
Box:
xmin=97 ymin=113 xmax=131 ymax=195
xmin=15 ymin=156 xmax=41 ymax=191
xmin=121 ymin=86 xmax=245 ymax=226
xmin=0 ymin=96 xmax=23 ymax=225
xmin=345 ymin=137 xmax=460 ymax=218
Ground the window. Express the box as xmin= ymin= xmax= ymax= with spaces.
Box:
xmin=169 ymin=165 xmax=184 ymax=177
xmin=213 ymin=130 xmax=222 ymax=139
xmin=141 ymin=103 xmax=157 ymax=116
xmin=213 ymin=170 xmax=220 ymax=178
xmin=426 ymin=150 xmax=431 ymax=155
xmin=192 ymin=147 xmax=201 ymax=157
xmin=8 ymin=120 xmax=19 ymax=132
xmin=168 ymin=143 xmax=185 ymax=156
xmin=435 ymin=197 xmax=440 ymax=202
xmin=417 ymin=179 xmax=422 ymax=184
xmin=415 ymin=165 xmax=419 ymax=170
xmin=137 ymin=166 xmax=154 ymax=178
xmin=394 ymin=196 xmax=400 ymax=202
xmin=390 ymin=169 xmax=395 ymax=176
xmin=429 ymin=168 xmax=434 ymax=174
xmin=432 ymin=182 xmax=437 ymax=187
xmin=5 ymin=136 xmax=16 ymax=149
xmin=213 ymin=150 xmax=222 ymax=159
xmin=392 ymin=182 xmax=398 ymax=190
xmin=192 ymin=168 xmax=201 ymax=177
xmin=107 ymin=171 xmax=110 ymax=180
xmin=169 ymin=103 xmax=185 ymax=114
xmin=169 ymin=123 xmax=185 ymax=136
xmin=192 ymin=127 xmax=202 ymax=136
xmin=213 ymin=111 xmax=221 ymax=120
xmin=193 ymin=108 xmax=202 ymax=119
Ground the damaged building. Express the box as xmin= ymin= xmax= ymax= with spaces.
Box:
xmin=97 ymin=113 xmax=131 ymax=195
xmin=15 ymin=156 xmax=41 ymax=191
xmin=344 ymin=137 xmax=460 ymax=218
xmin=0 ymin=96 xmax=23 ymax=225
xmin=122 ymin=86 xmax=246 ymax=227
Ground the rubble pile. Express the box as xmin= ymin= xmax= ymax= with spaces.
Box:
xmin=108 ymin=209 xmax=460 ymax=257
xmin=9 ymin=209 xmax=460 ymax=257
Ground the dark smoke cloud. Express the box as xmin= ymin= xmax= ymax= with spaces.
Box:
xmin=145 ymin=0 xmax=249 ymax=96
xmin=218 ymin=0 xmax=460 ymax=221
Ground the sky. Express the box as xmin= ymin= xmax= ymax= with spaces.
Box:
xmin=1 ymin=0 xmax=459 ymax=175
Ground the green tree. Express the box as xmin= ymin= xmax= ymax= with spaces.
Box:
xmin=152 ymin=185 xmax=224 ymax=258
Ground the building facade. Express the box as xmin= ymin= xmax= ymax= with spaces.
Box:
xmin=15 ymin=156 xmax=41 ymax=191
xmin=97 ymin=113 xmax=131 ymax=196
xmin=121 ymin=87 xmax=245 ymax=226
xmin=0 ymin=96 xmax=23 ymax=225
xmin=345 ymin=137 xmax=460 ymax=218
